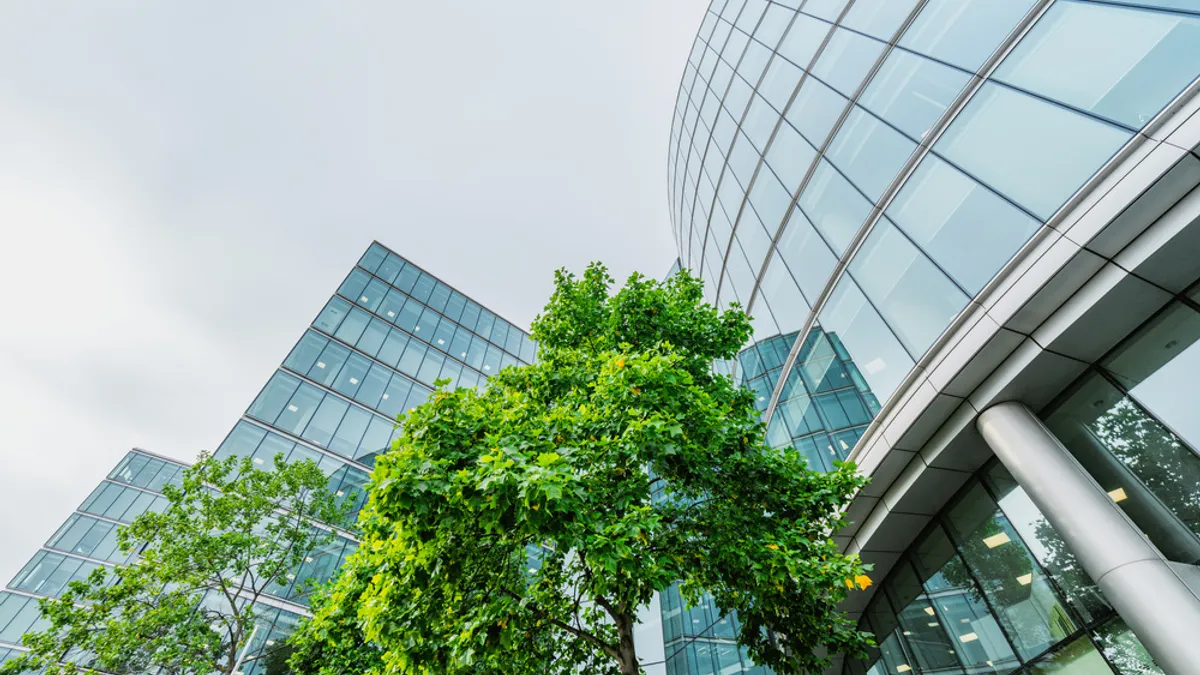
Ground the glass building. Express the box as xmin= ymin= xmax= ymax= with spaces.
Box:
xmin=668 ymin=0 xmax=1200 ymax=673
xmin=0 ymin=242 xmax=538 ymax=673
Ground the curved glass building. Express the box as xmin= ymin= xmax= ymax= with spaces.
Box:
xmin=669 ymin=1 xmax=1200 ymax=673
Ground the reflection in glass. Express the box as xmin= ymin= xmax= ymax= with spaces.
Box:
xmin=1092 ymin=618 xmax=1164 ymax=675
xmin=944 ymin=484 xmax=1077 ymax=660
xmin=1027 ymin=634 xmax=1113 ymax=674
xmin=935 ymin=83 xmax=1131 ymax=219
xmin=849 ymin=219 xmax=969 ymax=357
xmin=797 ymin=161 xmax=872 ymax=255
xmin=819 ymin=277 xmax=914 ymax=405
xmin=858 ymin=49 xmax=971 ymax=142
xmin=785 ymin=76 xmax=849 ymax=147
xmin=900 ymin=0 xmax=1037 ymax=72
xmin=994 ymin=1 xmax=1200 ymax=130
xmin=825 ymin=107 xmax=917 ymax=201
xmin=810 ymin=28 xmax=886 ymax=97
xmin=886 ymin=155 xmax=1041 ymax=296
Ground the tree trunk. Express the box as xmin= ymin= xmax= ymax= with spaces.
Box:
xmin=616 ymin=612 xmax=640 ymax=675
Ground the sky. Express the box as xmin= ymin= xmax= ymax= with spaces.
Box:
xmin=0 ymin=1 xmax=707 ymax=585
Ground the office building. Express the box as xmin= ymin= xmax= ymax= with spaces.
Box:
xmin=0 ymin=242 xmax=537 ymax=673
xmin=669 ymin=0 xmax=1200 ymax=672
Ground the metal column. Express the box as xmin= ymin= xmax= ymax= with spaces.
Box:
xmin=977 ymin=401 xmax=1200 ymax=675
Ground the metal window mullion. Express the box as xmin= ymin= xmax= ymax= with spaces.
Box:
xmin=762 ymin=0 xmax=1059 ymax=426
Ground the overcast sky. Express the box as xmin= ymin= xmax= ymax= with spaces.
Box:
xmin=0 ymin=2 xmax=705 ymax=584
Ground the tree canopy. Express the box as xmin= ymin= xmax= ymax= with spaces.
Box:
xmin=290 ymin=264 xmax=873 ymax=675
xmin=1 ymin=453 xmax=346 ymax=675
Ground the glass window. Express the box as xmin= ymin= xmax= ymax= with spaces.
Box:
xmin=333 ymin=353 xmax=370 ymax=398
xmin=356 ymin=318 xmax=389 ymax=357
xmin=379 ymin=289 xmax=407 ymax=323
xmin=1029 ymin=634 xmax=1114 ymax=674
xmin=859 ymin=48 xmax=971 ymax=142
xmin=418 ymin=350 xmax=445 ymax=385
xmin=505 ymin=326 xmax=524 ymax=357
xmin=309 ymin=341 xmax=349 ymax=387
xmin=476 ymin=310 xmax=496 ymax=341
xmin=357 ymin=279 xmax=388 ymax=312
xmin=885 ymin=561 xmax=963 ymax=674
xmin=850 ymin=219 xmax=969 ymax=357
xmin=302 ymin=396 xmax=349 ymax=448
xmin=759 ymin=56 xmax=803 ymax=112
xmin=901 ymin=0 xmax=1038 ymax=72
xmin=355 ymin=364 xmax=392 ymax=410
xmin=276 ymin=384 xmax=324 ymax=435
xmin=825 ymin=107 xmax=917 ymax=201
xmin=248 ymin=372 xmax=301 ymax=425
xmin=796 ymin=160 xmax=872 ymax=255
xmin=982 ymin=462 xmax=1111 ymax=624
xmin=284 ymin=331 xmax=327 ymax=374
xmin=432 ymin=317 xmax=456 ymax=353
xmin=329 ymin=406 xmax=371 ymax=457
xmin=778 ymin=13 xmax=833 ymax=68
xmin=735 ymin=0 xmax=767 ymax=34
xmin=737 ymin=39 xmax=772 ymax=85
xmin=747 ymin=171 xmax=792 ymax=234
xmin=336 ymin=269 xmax=370 ymax=303
xmin=886 ymin=154 xmax=1041 ymax=296
xmin=465 ymin=337 xmax=486 ymax=370
xmin=776 ymin=207 xmax=838 ymax=301
xmin=911 ymin=525 xmax=1020 ymax=674
xmin=359 ymin=416 xmax=395 ymax=460
xmin=395 ymin=298 xmax=422 ymax=333
xmin=358 ymin=243 xmax=386 ymax=274
xmin=482 ymin=344 xmax=503 ymax=374
xmin=803 ymin=0 xmax=849 ymax=22
xmin=810 ymin=28 xmax=885 ymax=97
xmin=758 ymin=253 xmax=810 ymax=333
xmin=764 ymin=121 xmax=815 ymax=189
xmin=334 ymin=308 xmax=370 ymax=345
xmin=1092 ymin=618 xmax=1163 ymax=675
xmin=427 ymin=283 xmax=451 ymax=313
xmin=394 ymin=265 xmax=419 ymax=293
xmin=935 ymin=83 xmax=1132 ymax=220
xmin=443 ymin=291 xmax=467 ymax=323
xmin=995 ymin=1 xmax=1200 ymax=130
xmin=378 ymin=376 xmax=413 ymax=420
xmin=313 ymin=297 xmax=351 ymax=334
xmin=398 ymin=341 xmax=427 ymax=377
xmin=754 ymin=3 xmax=793 ymax=47
xmin=945 ymin=483 xmax=1078 ymax=660
xmin=819 ymin=277 xmax=915 ymax=404
xmin=842 ymin=0 xmax=920 ymax=40
xmin=375 ymin=253 xmax=404 ymax=284
xmin=218 ymin=422 xmax=265 ymax=461
xmin=460 ymin=301 xmax=481 ymax=332
xmin=376 ymin=329 xmax=408 ymax=368
xmin=1046 ymin=368 xmax=1200 ymax=563
xmin=410 ymin=274 xmax=435 ymax=303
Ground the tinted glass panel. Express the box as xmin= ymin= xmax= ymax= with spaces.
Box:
xmin=901 ymin=0 xmax=1037 ymax=72
xmin=859 ymin=48 xmax=971 ymax=142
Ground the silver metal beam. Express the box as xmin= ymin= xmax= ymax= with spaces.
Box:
xmin=977 ymin=401 xmax=1200 ymax=675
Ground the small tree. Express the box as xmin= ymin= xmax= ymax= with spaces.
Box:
xmin=2 ymin=453 xmax=346 ymax=675
xmin=290 ymin=265 xmax=873 ymax=675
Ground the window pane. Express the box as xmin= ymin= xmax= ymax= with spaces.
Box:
xmin=276 ymin=384 xmax=324 ymax=435
xmin=995 ymin=1 xmax=1200 ymax=130
xmin=309 ymin=341 xmax=349 ymax=387
xmin=825 ymin=107 xmax=917 ymax=201
xmin=357 ymin=279 xmax=388 ymax=312
xmin=375 ymin=253 xmax=404 ymax=284
xmin=901 ymin=0 xmax=1037 ymax=72
xmin=334 ymin=308 xmax=370 ymax=345
xmin=764 ymin=121 xmax=816 ymax=189
xmin=859 ymin=48 xmax=971 ymax=142
xmin=850 ymin=219 xmax=969 ymax=357
xmin=797 ymin=160 xmax=872 ymax=255
xmin=803 ymin=0 xmax=849 ymax=22
xmin=810 ymin=28 xmax=885 ymax=97
xmin=313 ymin=297 xmax=351 ymax=334
xmin=1092 ymin=617 xmax=1163 ymax=675
xmin=785 ymin=76 xmax=848 ymax=146
xmin=329 ymin=406 xmax=371 ymax=457
xmin=818 ymin=277 xmax=914 ymax=404
xmin=842 ymin=0 xmax=920 ymax=40
xmin=247 ymin=372 xmax=301 ymax=425
xmin=379 ymin=289 xmax=407 ymax=323
xmin=302 ymin=396 xmax=349 ymax=448
xmin=284 ymin=331 xmax=327 ymax=374
xmin=945 ymin=483 xmax=1078 ymax=660
xmin=358 ymin=243 xmax=386 ymax=274
xmin=355 ymin=364 xmax=391 ymax=410
xmin=758 ymin=253 xmax=810 ymax=333
xmin=336 ymin=269 xmax=370 ymax=303
xmin=1028 ymin=634 xmax=1114 ymax=674
xmin=886 ymin=154 xmax=1041 ymax=295
xmin=356 ymin=318 xmax=389 ymax=357
xmin=377 ymin=330 xmax=408 ymax=368
xmin=777 ymin=13 xmax=831 ymax=67
xmin=776 ymin=208 xmax=838 ymax=301
xmin=935 ymin=83 xmax=1131 ymax=220
xmin=333 ymin=353 xmax=370 ymax=398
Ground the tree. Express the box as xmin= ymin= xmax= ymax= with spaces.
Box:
xmin=289 ymin=264 xmax=873 ymax=675
xmin=1 ymin=453 xmax=346 ymax=675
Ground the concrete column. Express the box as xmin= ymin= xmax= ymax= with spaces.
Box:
xmin=977 ymin=401 xmax=1200 ymax=675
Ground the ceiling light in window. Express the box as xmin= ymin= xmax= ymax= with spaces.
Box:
xmin=528 ymin=568 xmax=537 ymax=574
xmin=924 ymin=607 xmax=935 ymax=616
xmin=387 ymin=311 xmax=395 ymax=317
xmin=437 ymin=339 xmax=444 ymax=345
xmin=1108 ymin=487 xmax=1128 ymax=503
xmin=305 ymin=557 xmax=313 ymax=563
xmin=926 ymin=622 xmax=939 ymax=627
xmin=484 ymin=365 xmax=491 ymax=371
xmin=349 ymin=378 xmax=358 ymax=385
xmin=958 ymin=632 xmax=978 ymax=643
xmin=360 ymin=296 xmax=369 ymax=303
xmin=316 ymin=362 xmax=326 ymax=369
xmin=1017 ymin=573 xmax=1033 ymax=586
xmin=896 ymin=666 xmax=911 ymax=673
xmin=253 ymin=458 xmax=264 ymax=465
xmin=287 ymin=405 xmax=298 ymax=412
xmin=902 ymin=631 xmax=912 ymax=636
xmin=461 ymin=352 xmax=467 ymax=358
xmin=382 ymin=394 xmax=389 ymax=400
xmin=266 ymin=640 xmax=275 ymax=646
xmin=982 ymin=533 xmax=1010 ymax=548
xmin=336 ymin=491 xmax=344 ymax=497
xmin=414 ymin=326 xmax=421 ymax=331
xmin=287 ymin=574 xmax=296 ymax=580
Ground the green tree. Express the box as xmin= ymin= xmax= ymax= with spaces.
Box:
xmin=1 ymin=453 xmax=346 ymax=675
xmin=289 ymin=264 xmax=873 ymax=675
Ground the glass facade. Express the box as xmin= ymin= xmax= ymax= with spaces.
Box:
xmin=669 ymin=1 xmax=1200 ymax=672
xmin=0 ymin=242 xmax=535 ymax=673
xmin=668 ymin=0 xmax=1200 ymax=454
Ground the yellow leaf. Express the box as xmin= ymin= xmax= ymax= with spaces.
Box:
xmin=844 ymin=579 xmax=854 ymax=589
xmin=531 ymin=504 xmax=540 ymax=511
xmin=766 ymin=544 xmax=779 ymax=551
xmin=615 ymin=357 xmax=625 ymax=369
xmin=855 ymin=574 xmax=873 ymax=590
xmin=631 ymin=387 xmax=640 ymax=395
